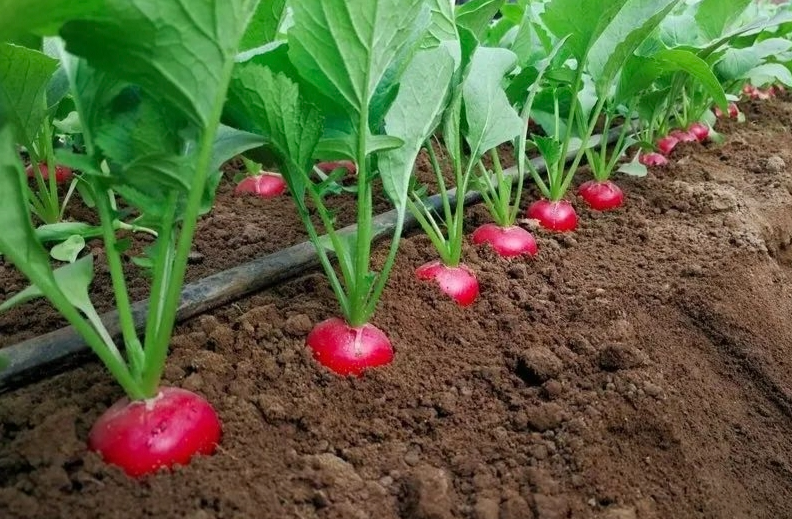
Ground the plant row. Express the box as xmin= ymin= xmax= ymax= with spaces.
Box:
xmin=1 ymin=0 xmax=791 ymax=477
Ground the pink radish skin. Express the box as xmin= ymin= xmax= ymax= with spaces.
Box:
xmin=728 ymin=102 xmax=740 ymax=118
xmin=26 ymin=163 xmax=73 ymax=183
xmin=415 ymin=261 xmax=479 ymax=307
xmin=471 ymin=224 xmax=537 ymax=258
xmin=639 ymin=152 xmax=669 ymax=167
xmin=306 ymin=317 xmax=393 ymax=376
xmin=88 ymin=387 xmax=221 ymax=478
xmin=577 ymin=180 xmax=624 ymax=211
xmin=656 ymin=136 xmax=679 ymax=156
xmin=234 ymin=173 xmax=287 ymax=199
xmin=687 ymin=123 xmax=710 ymax=142
xmin=527 ymin=199 xmax=578 ymax=232
xmin=316 ymin=160 xmax=357 ymax=175
xmin=669 ymin=130 xmax=697 ymax=143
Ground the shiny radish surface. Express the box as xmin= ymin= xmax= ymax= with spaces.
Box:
xmin=526 ymin=199 xmax=578 ymax=232
xmin=415 ymin=261 xmax=479 ymax=307
xmin=306 ymin=318 xmax=394 ymax=376
xmin=88 ymin=387 xmax=221 ymax=478
xmin=234 ymin=173 xmax=287 ymax=199
xmin=471 ymin=224 xmax=537 ymax=258
xmin=578 ymin=180 xmax=624 ymax=211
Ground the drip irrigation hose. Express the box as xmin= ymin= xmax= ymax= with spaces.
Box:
xmin=0 ymin=129 xmax=621 ymax=392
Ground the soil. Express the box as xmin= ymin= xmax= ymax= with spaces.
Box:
xmin=4 ymin=98 xmax=792 ymax=518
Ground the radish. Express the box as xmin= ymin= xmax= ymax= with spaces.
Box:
xmin=234 ymin=172 xmax=287 ymax=198
xmin=656 ymin=135 xmax=678 ymax=156
xmin=25 ymin=163 xmax=73 ymax=183
xmin=306 ymin=317 xmax=393 ymax=376
xmin=527 ymin=199 xmax=578 ymax=232
xmin=88 ymin=387 xmax=221 ymax=478
xmin=415 ymin=260 xmax=479 ymax=306
xmin=687 ymin=122 xmax=710 ymax=142
xmin=316 ymin=160 xmax=357 ymax=175
xmin=471 ymin=224 xmax=537 ymax=258
xmin=669 ymin=129 xmax=696 ymax=143
xmin=639 ymin=152 xmax=669 ymax=167
xmin=577 ymin=180 xmax=624 ymax=211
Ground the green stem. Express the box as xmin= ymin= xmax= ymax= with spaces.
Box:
xmin=426 ymin=141 xmax=453 ymax=227
xmin=407 ymin=196 xmax=453 ymax=264
xmin=362 ymin=209 xmax=408 ymax=320
xmin=449 ymin=157 xmax=477 ymax=266
xmin=558 ymin=94 xmax=608 ymax=199
xmin=140 ymin=58 xmax=238 ymax=396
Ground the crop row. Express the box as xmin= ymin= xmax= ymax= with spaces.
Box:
xmin=1 ymin=0 xmax=790 ymax=477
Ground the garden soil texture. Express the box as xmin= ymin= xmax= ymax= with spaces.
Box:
xmin=4 ymin=98 xmax=792 ymax=518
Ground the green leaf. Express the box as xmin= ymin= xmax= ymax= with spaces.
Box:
xmin=211 ymin=124 xmax=266 ymax=172
xmin=587 ymin=0 xmax=681 ymax=96
xmin=655 ymin=48 xmax=728 ymax=110
xmin=742 ymin=63 xmax=792 ymax=87
xmin=380 ymin=46 xmax=455 ymax=208
xmin=463 ymin=47 xmax=523 ymax=158
xmin=287 ymin=0 xmax=427 ymax=117
xmin=532 ymin=135 xmax=563 ymax=169
xmin=36 ymin=221 xmax=103 ymax=243
xmin=239 ymin=0 xmax=286 ymax=51
xmin=456 ymin=0 xmax=505 ymax=42
xmin=0 ymin=43 xmax=58 ymax=145
xmin=50 ymin=234 xmax=86 ymax=263
xmin=695 ymin=0 xmax=751 ymax=41
xmin=60 ymin=0 xmax=259 ymax=126
xmin=618 ymin=156 xmax=648 ymax=177
xmin=541 ymin=0 xmax=625 ymax=61
xmin=424 ymin=0 xmax=457 ymax=46
xmin=225 ymin=65 xmax=323 ymax=204
xmin=367 ymin=135 xmax=404 ymax=155
xmin=716 ymin=38 xmax=792 ymax=80
xmin=0 ymin=0 xmax=103 ymax=41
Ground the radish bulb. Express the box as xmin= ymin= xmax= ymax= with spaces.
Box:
xmin=639 ymin=152 xmax=669 ymax=167
xmin=669 ymin=129 xmax=697 ymax=143
xmin=471 ymin=224 xmax=537 ymax=258
xmin=656 ymin=136 xmax=679 ymax=156
xmin=577 ymin=180 xmax=624 ymax=211
xmin=88 ymin=387 xmax=221 ymax=478
xmin=316 ymin=160 xmax=357 ymax=175
xmin=415 ymin=261 xmax=479 ymax=306
xmin=234 ymin=172 xmax=287 ymax=198
xmin=687 ymin=122 xmax=710 ymax=142
xmin=306 ymin=317 xmax=394 ymax=376
xmin=26 ymin=163 xmax=73 ymax=183
xmin=526 ymin=199 xmax=578 ymax=232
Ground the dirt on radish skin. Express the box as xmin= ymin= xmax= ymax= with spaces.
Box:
xmin=470 ymin=224 xmax=538 ymax=257
xmin=415 ymin=260 xmax=479 ymax=306
xmin=305 ymin=317 xmax=394 ymax=376
xmin=87 ymin=387 xmax=221 ymax=478
xmin=234 ymin=173 xmax=287 ymax=199
xmin=577 ymin=180 xmax=624 ymax=211
xmin=526 ymin=199 xmax=578 ymax=232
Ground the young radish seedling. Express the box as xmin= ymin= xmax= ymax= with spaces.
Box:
xmin=0 ymin=0 xmax=263 ymax=477
xmin=225 ymin=0 xmax=454 ymax=375
xmin=409 ymin=45 xmax=522 ymax=303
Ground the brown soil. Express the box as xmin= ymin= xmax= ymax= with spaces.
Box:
xmin=4 ymin=98 xmax=792 ymax=519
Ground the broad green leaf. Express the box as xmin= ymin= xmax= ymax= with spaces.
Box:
xmin=60 ymin=0 xmax=260 ymax=126
xmin=424 ymin=0 xmax=458 ymax=46
xmin=0 ymin=43 xmax=58 ymax=145
xmin=716 ymin=38 xmax=792 ymax=80
xmin=0 ymin=123 xmax=63 ymax=312
xmin=239 ymin=0 xmax=286 ymax=51
xmin=367 ymin=135 xmax=404 ymax=155
xmin=456 ymin=0 xmax=505 ymax=42
xmin=659 ymin=13 xmax=702 ymax=48
xmin=463 ymin=47 xmax=523 ymax=158
xmin=618 ymin=157 xmax=647 ymax=177
xmin=211 ymin=124 xmax=266 ymax=172
xmin=50 ymin=234 xmax=86 ymax=263
xmin=287 ymin=0 xmax=426 ymax=116
xmin=36 ymin=221 xmax=102 ymax=243
xmin=695 ymin=0 xmax=751 ymax=41
xmin=225 ymin=65 xmax=323 ymax=204
xmin=742 ymin=63 xmax=792 ymax=87
xmin=0 ymin=0 xmax=103 ymax=41
xmin=655 ymin=48 xmax=728 ymax=110
xmin=541 ymin=0 xmax=625 ymax=61
xmin=380 ymin=46 xmax=455 ymax=208
xmin=587 ymin=0 xmax=681 ymax=96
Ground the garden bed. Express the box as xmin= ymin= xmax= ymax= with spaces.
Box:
xmin=3 ymin=97 xmax=792 ymax=518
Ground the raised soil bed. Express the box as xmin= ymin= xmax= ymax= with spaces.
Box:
xmin=3 ymin=99 xmax=792 ymax=518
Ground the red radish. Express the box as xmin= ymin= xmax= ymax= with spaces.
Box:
xmin=415 ymin=260 xmax=479 ymax=306
xmin=656 ymin=135 xmax=679 ymax=156
xmin=316 ymin=160 xmax=357 ymax=175
xmin=471 ymin=224 xmax=537 ymax=258
xmin=714 ymin=106 xmax=724 ymax=118
xmin=526 ymin=199 xmax=578 ymax=232
xmin=306 ymin=317 xmax=393 ymax=376
xmin=669 ymin=129 xmax=696 ymax=143
xmin=88 ymin=387 xmax=221 ymax=478
xmin=577 ymin=180 xmax=624 ymax=211
xmin=25 ymin=163 xmax=73 ymax=183
xmin=728 ymin=102 xmax=739 ymax=118
xmin=639 ymin=152 xmax=669 ymax=167
xmin=234 ymin=172 xmax=287 ymax=198
xmin=743 ymin=84 xmax=758 ymax=98
xmin=756 ymin=89 xmax=772 ymax=100
xmin=687 ymin=122 xmax=710 ymax=142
